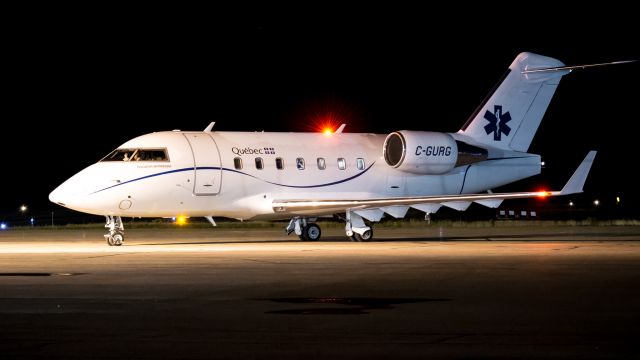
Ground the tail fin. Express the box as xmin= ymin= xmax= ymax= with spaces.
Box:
xmin=458 ymin=52 xmax=569 ymax=152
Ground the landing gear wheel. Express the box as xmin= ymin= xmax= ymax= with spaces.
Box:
xmin=353 ymin=229 xmax=373 ymax=242
xmin=348 ymin=235 xmax=357 ymax=242
xmin=300 ymin=223 xmax=321 ymax=241
xmin=104 ymin=216 xmax=125 ymax=246
xmin=106 ymin=232 xmax=124 ymax=246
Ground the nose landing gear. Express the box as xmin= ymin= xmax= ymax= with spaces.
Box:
xmin=104 ymin=215 xmax=124 ymax=246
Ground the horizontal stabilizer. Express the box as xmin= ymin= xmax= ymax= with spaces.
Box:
xmin=521 ymin=60 xmax=636 ymax=74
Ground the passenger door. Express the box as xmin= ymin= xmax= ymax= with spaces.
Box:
xmin=183 ymin=133 xmax=222 ymax=195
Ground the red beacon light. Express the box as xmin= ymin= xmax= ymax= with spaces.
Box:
xmin=536 ymin=190 xmax=551 ymax=198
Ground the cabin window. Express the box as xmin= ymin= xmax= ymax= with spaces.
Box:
xmin=255 ymin=157 xmax=264 ymax=170
xmin=337 ymin=158 xmax=346 ymax=170
xmin=100 ymin=148 xmax=169 ymax=162
xmin=233 ymin=157 xmax=243 ymax=170
xmin=275 ymin=157 xmax=284 ymax=170
xmin=317 ymin=157 xmax=326 ymax=170
xmin=356 ymin=158 xmax=365 ymax=170
xmin=296 ymin=157 xmax=305 ymax=170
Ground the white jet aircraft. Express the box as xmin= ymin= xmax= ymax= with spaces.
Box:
xmin=49 ymin=52 xmax=631 ymax=245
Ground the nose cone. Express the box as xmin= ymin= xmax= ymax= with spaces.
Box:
xmin=49 ymin=164 xmax=107 ymax=214
xmin=49 ymin=176 xmax=99 ymax=214
xmin=49 ymin=184 xmax=68 ymax=207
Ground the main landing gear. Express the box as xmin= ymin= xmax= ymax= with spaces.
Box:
xmin=286 ymin=217 xmax=322 ymax=241
xmin=344 ymin=211 xmax=373 ymax=242
xmin=286 ymin=211 xmax=375 ymax=242
xmin=104 ymin=215 xmax=124 ymax=246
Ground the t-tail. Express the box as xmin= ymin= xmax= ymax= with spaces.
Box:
xmin=457 ymin=52 xmax=568 ymax=151
xmin=457 ymin=52 xmax=636 ymax=151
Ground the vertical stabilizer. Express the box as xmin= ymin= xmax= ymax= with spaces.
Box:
xmin=458 ymin=52 xmax=570 ymax=151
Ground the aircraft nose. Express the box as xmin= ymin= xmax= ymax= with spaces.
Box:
xmin=49 ymin=164 xmax=116 ymax=214
xmin=49 ymin=184 xmax=68 ymax=207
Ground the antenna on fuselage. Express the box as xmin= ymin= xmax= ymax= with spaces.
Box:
xmin=204 ymin=122 xmax=215 ymax=132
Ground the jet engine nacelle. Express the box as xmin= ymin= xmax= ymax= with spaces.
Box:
xmin=383 ymin=131 xmax=458 ymax=174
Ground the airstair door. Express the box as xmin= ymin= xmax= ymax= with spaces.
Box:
xmin=183 ymin=133 xmax=222 ymax=195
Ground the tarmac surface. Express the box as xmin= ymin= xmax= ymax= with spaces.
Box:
xmin=1 ymin=225 xmax=639 ymax=359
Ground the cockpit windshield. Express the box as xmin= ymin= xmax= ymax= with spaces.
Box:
xmin=101 ymin=148 xmax=169 ymax=162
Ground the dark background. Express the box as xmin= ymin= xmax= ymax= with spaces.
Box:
xmin=2 ymin=6 xmax=638 ymax=224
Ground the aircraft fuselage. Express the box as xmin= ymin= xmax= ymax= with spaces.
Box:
xmin=50 ymin=130 xmax=540 ymax=220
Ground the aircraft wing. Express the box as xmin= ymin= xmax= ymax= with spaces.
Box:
xmin=273 ymin=151 xmax=596 ymax=215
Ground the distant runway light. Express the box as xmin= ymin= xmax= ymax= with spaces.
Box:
xmin=594 ymin=199 xmax=600 ymax=206
xmin=569 ymin=201 xmax=574 ymax=207
xmin=20 ymin=205 xmax=27 ymax=212
xmin=616 ymin=196 xmax=620 ymax=204
xmin=176 ymin=216 xmax=188 ymax=225
xmin=0 ymin=223 xmax=6 ymax=230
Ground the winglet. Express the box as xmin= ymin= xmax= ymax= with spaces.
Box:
xmin=204 ymin=122 xmax=215 ymax=132
xmin=559 ymin=151 xmax=597 ymax=195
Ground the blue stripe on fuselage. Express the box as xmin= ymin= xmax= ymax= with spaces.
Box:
xmin=92 ymin=162 xmax=375 ymax=194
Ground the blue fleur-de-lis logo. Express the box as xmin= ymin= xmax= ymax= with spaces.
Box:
xmin=483 ymin=105 xmax=511 ymax=141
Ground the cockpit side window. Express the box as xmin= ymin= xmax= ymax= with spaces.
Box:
xmin=100 ymin=148 xmax=169 ymax=162
xmin=101 ymin=149 xmax=135 ymax=161
xmin=135 ymin=149 xmax=169 ymax=161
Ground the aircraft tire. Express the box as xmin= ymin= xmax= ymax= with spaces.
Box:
xmin=353 ymin=229 xmax=373 ymax=242
xmin=301 ymin=224 xmax=321 ymax=241
xmin=108 ymin=232 xmax=124 ymax=246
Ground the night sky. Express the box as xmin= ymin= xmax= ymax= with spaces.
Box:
xmin=3 ymin=7 xmax=638 ymax=223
